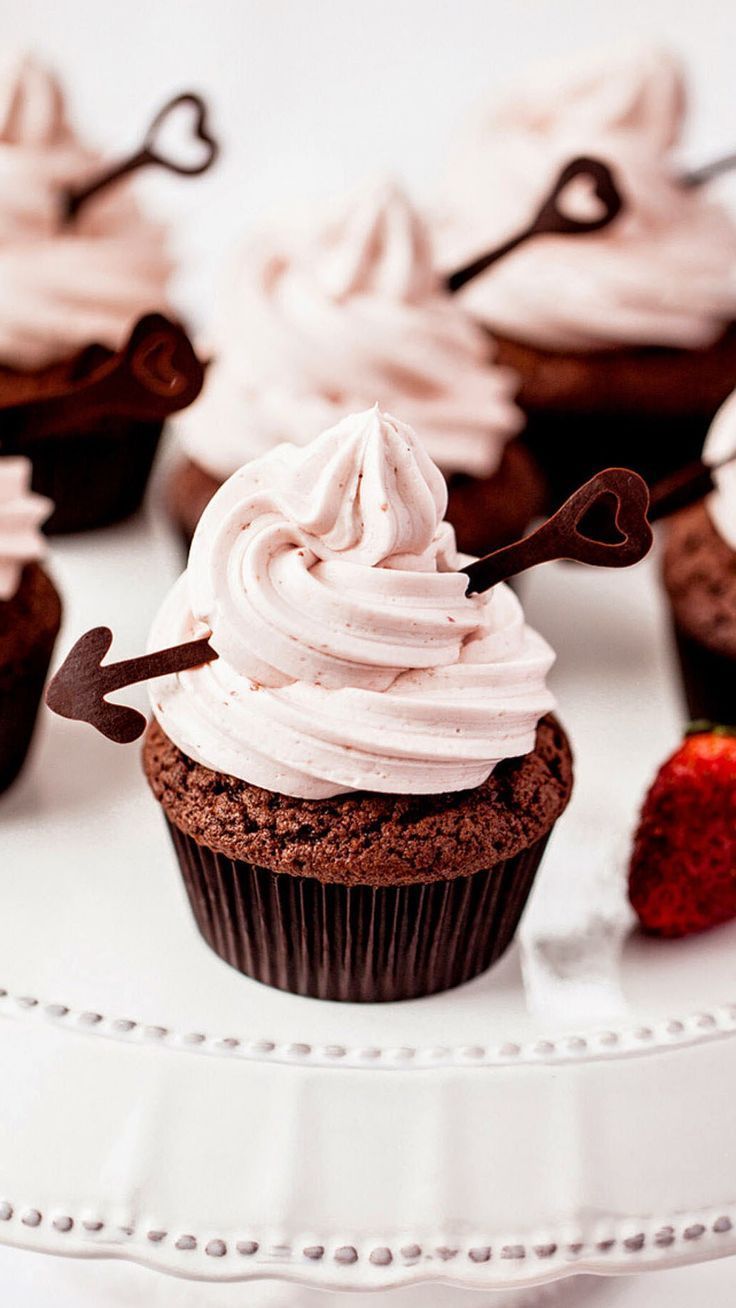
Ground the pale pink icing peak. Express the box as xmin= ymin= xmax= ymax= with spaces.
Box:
xmin=435 ymin=46 xmax=736 ymax=351
xmin=151 ymin=408 xmax=554 ymax=799
xmin=0 ymin=55 xmax=171 ymax=367
xmin=180 ymin=179 xmax=522 ymax=482
xmin=0 ymin=54 xmax=69 ymax=146
xmin=703 ymin=390 xmax=736 ymax=552
xmin=0 ymin=457 xmax=51 ymax=600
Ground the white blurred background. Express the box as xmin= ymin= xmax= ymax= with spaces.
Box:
xmin=1 ymin=5 xmax=735 ymax=1304
xmin=0 ymin=0 xmax=733 ymax=325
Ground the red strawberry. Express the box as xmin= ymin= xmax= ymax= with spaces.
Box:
xmin=629 ymin=725 xmax=736 ymax=938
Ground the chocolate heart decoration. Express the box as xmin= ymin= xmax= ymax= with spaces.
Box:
xmin=0 ymin=313 xmax=204 ymax=446
xmin=534 ymin=156 xmax=623 ymax=237
xmin=142 ymin=92 xmax=219 ymax=177
xmin=129 ymin=324 xmax=192 ymax=401
xmin=463 ymin=468 xmax=652 ymax=594
xmin=446 ymin=156 xmax=623 ymax=293
xmin=64 ymin=92 xmax=218 ymax=221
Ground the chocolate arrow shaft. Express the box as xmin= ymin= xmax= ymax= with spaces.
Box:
xmin=681 ymin=150 xmax=736 ymax=189
xmin=463 ymin=467 xmax=652 ymax=595
xmin=65 ymin=148 xmax=155 ymax=220
xmin=446 ymin=156 xmax=623 ymax=293
xmin=97 ymin=636 xmax=216 ymax=697
xmin=648 ymin=448 xmax=736 ymax=521
xmin=648 ymin=459 xmax=717 ymax=521
xmin=447 ymin=224 xmax=536 ymax=293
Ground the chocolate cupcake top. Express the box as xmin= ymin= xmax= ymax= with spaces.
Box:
xmin=151 ymin=406 xmax=554 ymax=799
xmin=703 ymin=389 xmax=736 ymax=551
xmin=180 ymin=179 xmax=522 ymax=482
xmin=0 ymin=55 xmax=170 ymax=369
xmin=436 ymin=46 xmax=736 ymax=351
xmin=0 ymin=457 xmax=51 ymax=600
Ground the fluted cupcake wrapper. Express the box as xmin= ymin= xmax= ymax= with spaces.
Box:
xmin=671 ymin=623 xmax=736 ymax=727
xmin=165 ymin=818 xmax=551 ymax=1002
xmin=0 ymin=642 xmax=57 ymax=794
xmin=17 ymin=418 xmax=163 ymax=534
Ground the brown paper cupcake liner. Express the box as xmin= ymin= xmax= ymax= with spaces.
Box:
xmin=0 ymin=641 xmax=57 ymax=793
xmin=165 ymin=818 xmax=551 ymax=1002
xmin=17 ymin=418 xmax=163 ymax=535
xmin=671 ymin=624 xmax=736 ymax=727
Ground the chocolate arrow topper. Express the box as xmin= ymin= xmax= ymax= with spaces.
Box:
xmin=46 ymin=468 xmax=652 ymax=744
xmin=46 ymin=627 xmax=217 ymax=744
xmin=446 ymin=156 xmax=624 ymax=294
xmin=64 ymin=91 xmax=218 ymax=222
xmin=0 ymin=314 xmax=204 ymax=447
xmin=647 ymin=449 xmax=736 ymax=522
xmin=462 ymin=467 xmax=652 ymax=594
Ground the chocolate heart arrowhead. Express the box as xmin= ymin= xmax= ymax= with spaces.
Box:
xmin=144 ymin=92 xmax=219 ymax=176
xmin=126 ymin=313 xmax=204 ymax=408
xmin=536 ymin=155 xmax=623 ymax=237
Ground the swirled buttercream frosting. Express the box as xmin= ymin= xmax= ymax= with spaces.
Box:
xmin=150 ymin=407 xmax=555 ymax=799
xmin=180 ymin=179 xmax=522 ymax=482
xmin=703 ymin=390 xmax=736 ymax=552
xmin=0 ymin=457 xmax=51 ymax=600
xmin=435 ymin=46 xmax=736 ymax=351
xmin=0 ymin=55 xmax=170 ymax=368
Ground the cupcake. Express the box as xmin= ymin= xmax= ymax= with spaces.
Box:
xmin=147 ymin=406 xmax=572 ymax=1001
xmin=435 ymin=46 xmax=736 ymax=502
xmin=662 ymin=391 xmax=736 ymax=725
xmin=168 ymin=180 xmax=546 ymax=557
xmin=0 ymin=56 xmax=195 ymax=533
xmin=0 ymin=457 xmax=60 ymax=792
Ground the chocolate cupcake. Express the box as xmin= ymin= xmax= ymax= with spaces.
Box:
xmin=0 ymin=458 xmax=60 ymax=792
xmin=148 ymin=407 xmax=571 ymax=1001
xmin=662 ymin=391 xmax=736 ymax=724
xmin=0 ymin=57 xmax=198 ymax=532
xmin=435 ymin=47 xmax=736 ymax=502
xmin=169 ymin=180 xmax=547 ymax=556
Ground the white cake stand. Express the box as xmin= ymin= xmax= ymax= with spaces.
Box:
xmin=1 ymin=487 xmax=734 ymax=1304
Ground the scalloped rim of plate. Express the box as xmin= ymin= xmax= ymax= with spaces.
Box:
xmin=0 ymin=1198 xmax=733 ymax=1289
xmin=3 ymin=985 xmax=736 ymax=1069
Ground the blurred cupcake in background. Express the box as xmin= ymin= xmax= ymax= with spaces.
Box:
xmin=168 ymin=179 xmax=547 ymax=556
xmin=662 ymin=391 xmax=736 ymax=725
xmin=435 ymin=46 xmax=736 ymax=501
xmin=0 ymin=457 xmax=60 ymax=792
xmin=0 ymin=55 xmax=205 ymax=533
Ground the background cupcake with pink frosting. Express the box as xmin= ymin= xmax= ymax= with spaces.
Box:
xmin=0 ymin=55 xmax=209 ymax=533
xmin=662 ymin=390 xmax=736 ymax=724
xmin=168 ymin=179 xmax=547 ymax=557
xmin=435 ymin=45 xmax=736 ymax=502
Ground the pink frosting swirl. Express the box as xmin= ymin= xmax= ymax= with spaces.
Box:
xmin=0 ymin=55 xmax=171 ymax=368
xmin=180 ymin=180 xmax=522 ymax=481
xmin=703 ymin=390 xmax=736 ymax=552
xmin=0 ymin=457 xmax=51 ymax=600
xmin=151 ymin=408 xmax=554 ymax=800
xmin=435 ymin=46 xmax=736 ymax=351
